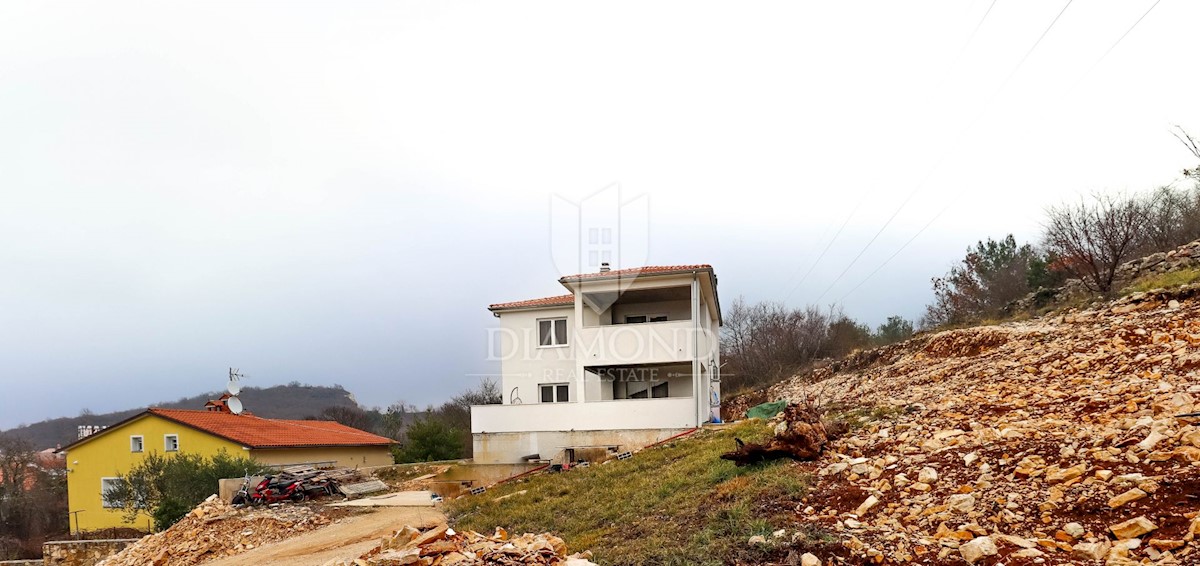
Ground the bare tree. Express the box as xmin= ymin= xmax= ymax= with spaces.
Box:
xmin=0 ymin=434 xmax=67 ymax=559
xmin=0 ymin=434 xmax=34 ymax=495
xmin=313 ymin=405 xmax=376 ymax=432
xmin=719 ymin=298 xmax=868 ymax=390
xmin=1138 ymin=185 xmax=1200 ymax=254
xmin=1172 ymin=125 xmax=1200 ymax=178
xmin=1042 ymin=192 xmax=1147 ymax=293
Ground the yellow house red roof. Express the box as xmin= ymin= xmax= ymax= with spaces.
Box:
xmin=145 ymin=409 xmax=393 ymax=449
xmin=61 ymin=408 xmax=394 ymax=452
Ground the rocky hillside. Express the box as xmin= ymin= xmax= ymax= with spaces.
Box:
xmin=3 ymin=384 xmax=358 ymax=449
xmin=769 ymin=285 xmax=1200 ymax=564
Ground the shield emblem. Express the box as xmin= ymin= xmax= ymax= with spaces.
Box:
xmin=550 ymin=183 xmax=649 ymax=313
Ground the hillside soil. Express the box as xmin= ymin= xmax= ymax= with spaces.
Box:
xmin=768 ymin=285 xmax=1200 ymax=564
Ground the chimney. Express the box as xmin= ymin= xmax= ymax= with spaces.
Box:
xmin=600 ymin=262 xmax=611 ymax=273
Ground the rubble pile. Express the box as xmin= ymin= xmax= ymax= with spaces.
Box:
xmin=96 ymin=495 xmax=330 ymax=566
xmin=322 ymin=524 xmax=597 ymax=566
xmin=770 ymin=285 xmax=1200 ymax=564
xmin=721 ymin=403 xmax=836 ymax=465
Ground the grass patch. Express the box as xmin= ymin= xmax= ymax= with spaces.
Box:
xmin=446 ymin=422 xmax=816 ymax=565
xmin=1122 ymin=267 xmax=1200 ymax=295
xmin=372 ymin=463 xmax=450 ymax=483
xmin=823 ymin=401 xmax=909 ymax=431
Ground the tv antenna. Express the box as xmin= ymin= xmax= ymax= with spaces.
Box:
xmin=226 ymin=368 xmax=245 ymax=414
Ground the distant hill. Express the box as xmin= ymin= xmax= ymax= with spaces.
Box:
xmin=2 ymin=384 xmax=359 ymax=449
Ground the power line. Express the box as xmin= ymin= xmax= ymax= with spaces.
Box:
xmin=809 ymin=0 xmax=1076 ymax=306
xmin=1085 ymin=0 xmax=1163 ymax=77
xmin=962 ymin=0 xmax=1000 ymax=55
xmin=835 ymin=0 xmax=1173 ymax=308
xmin=995 ymin=0 xmax=1074 ymax=95
xmin=782 ymin=1 xmax=1009 ymax=303
xmin=780 ymin=198 xmax=864 ymax=302
xmin=810 ymin=173 xmax=932 ymax=305
xmin=836 ymin=200 xmax=956 ymax=304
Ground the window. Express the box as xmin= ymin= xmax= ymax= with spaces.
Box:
xmin=130 ymin=435 xmax=143 ymax=453
xmin=626 ymin=381 xmax=669 ymax=399
xmin=164 ymin=434 xmax=179 ymax=452
xmin=101 ymin=477 xmax=123 ymax=508
xmin=538 ymin=318 xmax=568 ymax=347
xmin=540 ymin=383 xmax=569 ymax=403
xmin=624 ymin=314 xmax=667 ymax=324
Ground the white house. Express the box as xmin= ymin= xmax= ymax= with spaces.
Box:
xmin=471 ymin=264 xmax=722 ymax=464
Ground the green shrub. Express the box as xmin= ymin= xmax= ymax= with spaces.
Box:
xmin=151 ymin=498 xmax=192 ymax=531
xmin=103 ymin=450 xmax=266 ymax=529
xmin=393 ymin=418 xmax=464 ymax=463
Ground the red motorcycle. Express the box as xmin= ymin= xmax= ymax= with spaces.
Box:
xmin=247 ymin=475 xmax=307 ymax=505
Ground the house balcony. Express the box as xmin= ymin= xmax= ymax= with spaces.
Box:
xmin=577 ymin=320 xmax=699 ymax=366
xmin=470 ymin=397 xmax=697 ymax=434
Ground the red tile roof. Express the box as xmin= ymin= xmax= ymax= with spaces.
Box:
xmin=558 ymin=264 xmax=713 ymax=281
xmin=143 ymin=408 xmax=394 ymax=449
xmin=489 ymin=266 xmax=716 ymax=312
xmin=488 ymin=293 xmax=574 ymax=311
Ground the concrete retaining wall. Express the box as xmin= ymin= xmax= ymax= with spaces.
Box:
xmin=472 ymin=427 xmax=690 ymax=464
xmin=42 ymin=539 xmax=140 ymax=566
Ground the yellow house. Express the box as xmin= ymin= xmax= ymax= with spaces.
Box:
xmin=61 ymin=407 xmax=394 ymax=531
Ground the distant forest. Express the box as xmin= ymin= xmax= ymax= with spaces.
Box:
xmin=2 ymin=383 xmax=358 ymax=449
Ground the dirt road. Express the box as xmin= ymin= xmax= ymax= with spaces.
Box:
xmin=201 ymin=506 xmax=445 ymax=566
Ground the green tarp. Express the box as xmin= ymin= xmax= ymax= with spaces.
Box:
xmin=745 ymin=400 xmax=787 ymax=420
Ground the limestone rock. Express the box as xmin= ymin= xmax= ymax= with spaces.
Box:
xmin=1110 ymin=516 xmax=1158 ymax=539
xmin=855 ymin=495 xmax=879 ymax=516
xmin=1072 ymin=541 xmax=1111 ymax=560
xmin=947 ymin=494 xmax=975 ymax=513
xmin=1108 ymin=488 xmax=1148 ymax=508
xmin=959 ymin=536 xmax=997 ymax=564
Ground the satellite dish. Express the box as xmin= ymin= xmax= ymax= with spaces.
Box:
xmin=227 ymin=396 xmax=244 ymax=415
xmin=226 ymin=380 xmax=242 ymax=396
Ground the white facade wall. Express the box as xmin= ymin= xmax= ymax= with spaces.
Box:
xmin=476 ymin=268 xmax=722 ymax=463
xmin=491 ymin=306 xmax=577 ymax=404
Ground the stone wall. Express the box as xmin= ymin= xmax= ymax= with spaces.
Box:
xmin=1009 ymin=239 xmax=1200 ymax=312
xmin=42 ymin=539 xmax=140 ymax=566
xmin=0 ymin=560 xmax=43 ymax=566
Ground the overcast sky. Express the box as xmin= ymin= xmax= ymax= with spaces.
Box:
xmin=2 ymin=1 xmax=1198 ymax=431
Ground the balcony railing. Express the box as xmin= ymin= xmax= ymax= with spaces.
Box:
xmin=576 ymin=320 xmax=699 ymax=365
xmin=470 ymin=397 xmax=696 ymax=434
